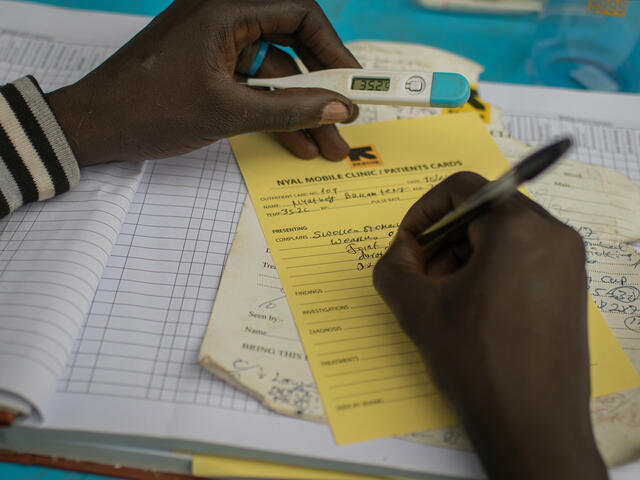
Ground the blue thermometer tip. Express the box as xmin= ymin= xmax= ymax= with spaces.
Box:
xmin=430 ymin=72 xmax=470 ymax=108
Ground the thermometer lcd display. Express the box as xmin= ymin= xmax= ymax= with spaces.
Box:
xmin=351 ymin=77 xmax=390 ymax=92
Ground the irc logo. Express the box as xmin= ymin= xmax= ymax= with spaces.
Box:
xmin=347 ymin=145 xmax=383 ymax=169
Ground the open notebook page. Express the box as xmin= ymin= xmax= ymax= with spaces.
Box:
xmin=0 ymin=3 xmax=263 ymax=421
xmin=0 ymin=20 xmax=144 ymax=416
xmin=56 ymin=140 xmax=250 ymax=405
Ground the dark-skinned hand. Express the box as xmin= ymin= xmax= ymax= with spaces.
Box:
xmin=46 ymin=0 xmax=360 ymax=167
xmin=374 ymin=172 xmax=607 ymax=480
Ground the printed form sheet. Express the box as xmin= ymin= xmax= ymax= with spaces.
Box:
xmin=231 ymin=113 xmax=640 ymax=444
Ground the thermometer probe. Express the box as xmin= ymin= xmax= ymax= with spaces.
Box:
xmin=246 ymin=69 xmax=471 ymax=108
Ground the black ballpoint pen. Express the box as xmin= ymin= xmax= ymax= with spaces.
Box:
xmin=416 ymin=137 xmax=573 ymax=247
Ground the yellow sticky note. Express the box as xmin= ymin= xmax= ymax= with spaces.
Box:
xmin=231 ymin=113 xmax=640 ymax=444
xmin=192 ymin=453 xmax=401 ymax=479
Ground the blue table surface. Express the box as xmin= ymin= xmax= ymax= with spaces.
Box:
xmin=2 ymin=1 xmax=537 ymax=479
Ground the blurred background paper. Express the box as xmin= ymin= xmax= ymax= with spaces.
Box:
xmin=416 ymin=0 xmax=542 ymax=14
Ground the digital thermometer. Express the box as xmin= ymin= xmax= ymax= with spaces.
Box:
xmin=246 ymin=69 xmax=470 ymax=108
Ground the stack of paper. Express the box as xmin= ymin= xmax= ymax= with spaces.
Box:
xmin=199 ymin=39 xmax=640 ymax=468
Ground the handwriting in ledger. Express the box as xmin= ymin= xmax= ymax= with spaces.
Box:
xmin=573 ymin=220 xmax=640 ymax=375
xmin=269 ymin=371 xmax=320 ymax=415
xmin=229 ymin=359 xmax=320 ymax=415
xmin=625 ymin=316 xmax=640 ymax=333
xmin=231 ymin=358 xmax=265 ymax=380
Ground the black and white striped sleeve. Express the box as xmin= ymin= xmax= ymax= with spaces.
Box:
xmin=0 ymin=76 xmax=80 ymax=218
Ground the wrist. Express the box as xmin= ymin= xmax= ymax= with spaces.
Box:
xmin=46 ymin=80 xmax=118 ymax=167
xmin=467 ymin=416 xmax=607 ymax=480
xmin=488 ymin=438 xmax=606 ymax=480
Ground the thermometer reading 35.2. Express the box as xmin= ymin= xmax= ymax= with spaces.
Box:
xmin=247 ymin=69 xmax=470 ymax=108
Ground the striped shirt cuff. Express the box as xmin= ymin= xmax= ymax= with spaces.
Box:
xmin=0 ymin=76 xmax=80 ymax=218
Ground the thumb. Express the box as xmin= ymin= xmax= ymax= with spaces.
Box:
xmin=233 ymin=85 xmax=356 ymax=133
xmin=373 ymin=229 xmax=430 ymax=298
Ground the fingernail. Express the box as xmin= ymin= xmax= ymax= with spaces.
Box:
xmin=320 ymin=101 xmax=349 ymax=125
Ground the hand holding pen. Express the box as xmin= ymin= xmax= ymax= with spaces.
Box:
xmin=373 ymin=153 xmax=606 ymax=480
xmin=416 ymin=138 xmax=572 ymax=247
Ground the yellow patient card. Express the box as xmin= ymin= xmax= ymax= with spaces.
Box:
xmin=231 ymin=113 xmax=640 ymax=444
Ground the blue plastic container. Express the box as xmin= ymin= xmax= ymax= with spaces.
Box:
xmin=528 ymin=0 xmax=640 ymax=92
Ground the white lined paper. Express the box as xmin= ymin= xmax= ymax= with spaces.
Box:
xmin=0 ymin=29 xmax=142 ymax=415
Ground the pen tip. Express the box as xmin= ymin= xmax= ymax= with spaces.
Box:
xmin=556 ymin=137 xmax=573 ymax=154
xmin=517 ymin=137 xmax=573 ymax=182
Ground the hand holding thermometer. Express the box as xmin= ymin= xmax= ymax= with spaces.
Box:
xmin=246 ymin=69 xmax=471 ymax=108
